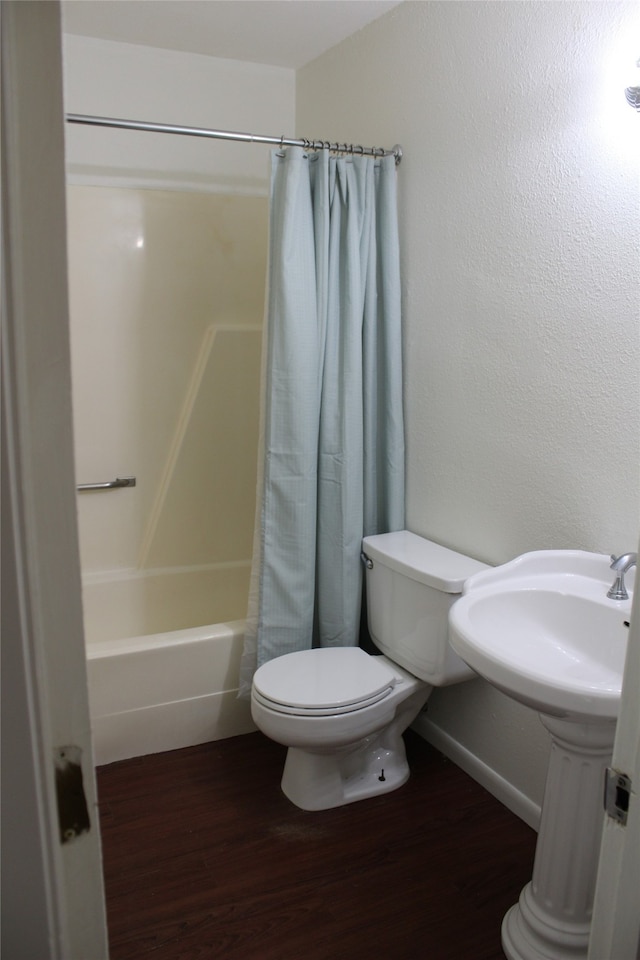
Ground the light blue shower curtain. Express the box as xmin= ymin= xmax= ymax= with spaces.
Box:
xmin=239 ymin=147 xmax=404 ymax=695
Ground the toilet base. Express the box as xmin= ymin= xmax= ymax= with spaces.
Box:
xmin=281 ymin=727 xmax=411 ymax=811
xmin=251 ymin=662 xmax=431 ymax=811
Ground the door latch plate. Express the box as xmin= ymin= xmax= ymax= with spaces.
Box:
xmin=604 ymin=767 xmax=631 ymax=826
xmin=55 ymin=746 xmax=91 ymax=843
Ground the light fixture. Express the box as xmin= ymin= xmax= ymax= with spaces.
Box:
xmin=624 ymin=57 xmax=640 ymax=110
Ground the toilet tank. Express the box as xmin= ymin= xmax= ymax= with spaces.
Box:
xmin=362 ymin=531 xmax=489 ymax=685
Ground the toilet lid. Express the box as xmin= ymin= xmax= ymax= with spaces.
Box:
xmin=253 ymin=648 xmax=397 ymax=716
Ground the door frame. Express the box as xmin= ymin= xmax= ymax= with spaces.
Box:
xmin=589 ymin=564 xmax=640 ymax=959
xmin=1 ymin=3 xmax=108 ymax=956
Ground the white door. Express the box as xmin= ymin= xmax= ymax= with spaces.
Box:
xmin=589 ymin=563 xmax=640 ymax=960
xmin=1 ymin=2 xmax=108 ymax=957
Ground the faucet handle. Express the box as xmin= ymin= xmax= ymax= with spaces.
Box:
xmin=610 ymin=552 xmax=638 ymax=571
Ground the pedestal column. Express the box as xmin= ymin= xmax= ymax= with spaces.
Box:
xmin=502 ymin=716 xmax=616 ymax=960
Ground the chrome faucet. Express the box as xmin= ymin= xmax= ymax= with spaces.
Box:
xmin=607 ymin=552 xmax=637 ymax=600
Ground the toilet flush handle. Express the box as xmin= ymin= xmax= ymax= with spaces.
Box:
xmin=360 ymin=551 xmax=373 ymax=570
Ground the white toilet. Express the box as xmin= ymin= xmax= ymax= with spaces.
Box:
xmin=251 ymin=530 xmax=488 ymax=810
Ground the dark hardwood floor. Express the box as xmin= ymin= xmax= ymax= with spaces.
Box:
xmin=96 ymin=730 xmax=537 ymax=960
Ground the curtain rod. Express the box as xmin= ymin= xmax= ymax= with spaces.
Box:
xmin=66 ymin=113 xmax=403 ymax=165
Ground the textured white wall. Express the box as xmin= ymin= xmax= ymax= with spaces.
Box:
xmin=298 ymin=0 xmax=640 ymax=810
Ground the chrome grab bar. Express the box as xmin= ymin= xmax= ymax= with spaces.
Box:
xmin=77 ymin=476 xmax=136 ymax=492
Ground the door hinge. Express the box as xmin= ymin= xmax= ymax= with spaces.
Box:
xmin=604 ymin=767 xmax=631 ymax=825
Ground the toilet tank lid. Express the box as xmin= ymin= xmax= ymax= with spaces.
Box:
xmin=362 ymin=531 xmax=489 ymax=593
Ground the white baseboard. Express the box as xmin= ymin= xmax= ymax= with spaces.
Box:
xmin=91 ymin=689 xmax=257 ymax=766
xmin=412 ymin=714 xmax=541 ymax=832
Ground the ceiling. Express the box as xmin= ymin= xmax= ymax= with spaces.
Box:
xmin=61 ymin=0 xmax=403 ymax=70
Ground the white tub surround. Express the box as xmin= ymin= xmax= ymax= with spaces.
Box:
xmin=87 ymin=621 xmax=255 ymax=765
xmin=83 ymin=564 xmax=254 ymax=765
xmin=81 ymin=563 xmax=250 ymax=644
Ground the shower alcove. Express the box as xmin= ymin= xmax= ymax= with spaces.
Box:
xmin=67 ymin=184 xmax=266 ymax=763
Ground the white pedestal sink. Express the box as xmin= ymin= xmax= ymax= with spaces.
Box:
xmin=448 ymin=551 xmax=633 ymax=960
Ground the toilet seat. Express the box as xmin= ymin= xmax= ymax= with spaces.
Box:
xmin=252 ymin=647 xmax=397 ymax=717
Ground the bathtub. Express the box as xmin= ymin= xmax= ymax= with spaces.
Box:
xmin=83 ymin=565 xmax=256 ymax=765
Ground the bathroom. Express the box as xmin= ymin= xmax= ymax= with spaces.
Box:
xmin=2 ymin=0 xmax=639 ymax=957
xmin=65 ymin=3 xmax=640 ymax=944
xmin=63 ymin=0 xmax=639 ymax=806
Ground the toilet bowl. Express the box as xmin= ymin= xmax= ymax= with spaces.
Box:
xmin=252 ymin=647 xmax=430 ymax=810
xmin=251 ymin=531 xmax=488 ymax=810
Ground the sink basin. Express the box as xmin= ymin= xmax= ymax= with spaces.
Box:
xmin=449 ymin=550 xmax=633 ymax=721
